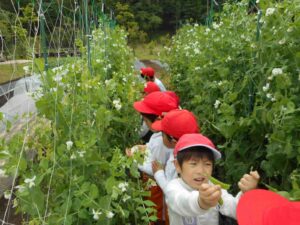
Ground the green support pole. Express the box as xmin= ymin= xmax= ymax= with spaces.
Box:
xmin=84 ymin=0 xmax=92 ymax=74
xmin=40 ymin=1 xmax=48 ymax=71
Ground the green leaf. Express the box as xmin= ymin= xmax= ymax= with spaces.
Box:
xmin=89 ymin=184 xmax=99 ymax=199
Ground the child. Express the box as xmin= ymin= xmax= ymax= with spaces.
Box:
xmin=237 ymin=189 xmax=300 ymax=225
xmin=144 ymin=81 xmax=161 ymax=95
xmin=139 ymin=81 xmax=161 ymax=143
xmin=151 ymin=109 xmax=199 ymax=191
xmin=140 ymin=67 xmax=167 ymax=91
xmin=165 ymin=133 xmax=260 ymax=225
xmin=127 ymin=91 xmax=179 ymax=224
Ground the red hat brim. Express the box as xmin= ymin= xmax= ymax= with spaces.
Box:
xmin=151 ymin=120 xmax=163 ymax=132
xmin=133 ymin=101 xmax=158 ymax=115
xmin=237 ymin=189 xmax=289 ymax=225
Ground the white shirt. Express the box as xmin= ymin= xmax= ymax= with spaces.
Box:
xmin=138 ymin=132 xmax=173 ymax=176
xmin=154 ymin=78 xmax=167 ymax=91
xmin=165 ymin=178 xmax=241 ymax=225
xmin=154 ymin=154 xmax=177 ymax=192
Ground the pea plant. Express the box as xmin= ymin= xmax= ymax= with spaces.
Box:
xmin=163 ymin=0 xmax=300 ymax=199
xmin=1 ymin=26 xmax=156 ymax=224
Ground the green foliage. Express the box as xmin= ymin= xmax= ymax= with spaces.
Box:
xmin=114 ymin=2 xmax=147 ymax=43
xmin=1 ymin=27 xmax=155 ymax=224
xmin=164 ymin=0 xmax=300 ymax=198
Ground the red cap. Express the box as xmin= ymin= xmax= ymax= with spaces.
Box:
xmin=174 ymin=133 xmax=221 ymax=159
xmin=144 ymin=82 xmax=160 ymax=94
xmin=165 ymin=91 xmax=180 ymax=107
xmin=151 ymin=109 xmax=199 ymax=139
xmin=140 ymin=67 xmax=155 ymax=77
xmin=134 ymin=92 xmax=178 ymax=116
xmin=237 ymin=189 xmax=300 ymax=225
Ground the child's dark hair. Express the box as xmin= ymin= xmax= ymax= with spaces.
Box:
xmin=141 ymin=113 xmax=158 ymax=122
xmin=164 ymin=133 xmax=179 ymax=142
xmin=176 ymin=146 xmax=215 ymax=168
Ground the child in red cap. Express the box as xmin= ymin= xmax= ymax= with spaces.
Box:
xmin=144 ymin=81 xmax=161 ymax=95
xmin=140 ymin=67 xmax=167 ymax=92
xmin=164 ymin=133 xmax=260 ymax=225
xmin=237 ymin=189 xmax=300 ymax=225
xmin=127 ymin=91 xmax=179 ymax=224
xmin=151 ymin=109 xmax=199 ymax=191
xmin=139 ymin=81 xmax=161 ymax=143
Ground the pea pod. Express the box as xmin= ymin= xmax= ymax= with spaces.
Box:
xmin=209 ymin=176 xmax=231 ymax=190
xmin=209 ymin=176 xmax=231 ymax=206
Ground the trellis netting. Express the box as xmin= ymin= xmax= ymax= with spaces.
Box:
xmin=163 ymin=0 xmax=300 ymax=200
xmin=0 ymin=1 xmax=156 ymax=224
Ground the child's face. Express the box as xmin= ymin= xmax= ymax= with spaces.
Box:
xmin=175 ymin=156 xmax=213 ymax=190
xmin=162 ymin=132 xmax=176 ymax=148
xmin=142 ymin=116 xmax=155 ymax=132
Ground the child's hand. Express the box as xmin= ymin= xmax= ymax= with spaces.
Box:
xmin=152 ymin=161 xmax=163 ymax=174
xmin=238 ymin=171 xmax=260 ymax=193
xmin=198 ymin=183 xmax=222 ymax=210
xmin=125 ymin=145 xmax=146 ymax=157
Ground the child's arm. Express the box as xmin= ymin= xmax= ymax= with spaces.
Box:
xmin=198 ymin=183 xmax=222 ymax=210
xmin=152 ymin=161 xmax=168 ymax=191
xmin=238 ymin=171 xmax=260 ymax=193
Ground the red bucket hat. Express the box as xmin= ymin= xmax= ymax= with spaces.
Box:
xmin=144 ymin=81 xmax=160 ymax=94
xmin=133 ymin=92 xmax=178 ymax=116
xmin=140 ymin=67 xmax=155 ymax=77
xmin=174 ymin=133 xmax=221 ymax=159
xmin=237 ymin=189 xmax=300 ymax=225
xmin=151 ymin=109 xmax=199 ymax=139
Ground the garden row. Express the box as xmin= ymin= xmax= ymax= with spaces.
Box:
xmin=0 ymin=24 xmax=156 ymax=224
xmin=163 ymin=0 xmax=300 ymax=199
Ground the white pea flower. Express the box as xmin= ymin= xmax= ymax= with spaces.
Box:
xmin=281 ymin=106 xmax=287 ymax=111
xmin=96 ymin=59 xmax=101 ymax=63
xmin=266 ymin=8 xmax=275 ymax=16
xmin=194 ymin=48 xmax=200 ymax=54
xmin=272 ymin=68 xmax=283 ymax=76
xmin=106 ymin=211 xmax=114 ymax=219
xmin=66 ymin=140 xmax=73 ymax=150
xmin=23 ymin=66 xmax=30 ymax=74
xmin=24 ymin=175 xmax=36 ymax=188
xmin=214 ymin=100 xmax=221 ymax=109
xmin=78 ymin=151 xmax=86 ymax=158
xmin=70 ymin=153 xmax=77 ymax=160
xmin=122 ymin=194 xmax=131 ymax=202
xmin=113 ymin=99 xmax=122 ymax=111
xmin=122 ymin=77 xmax=127 ymax=83
xmin=50 ymin=87 xmax=57 ymax=92
xmin=118 ymin=182 xmax=128 ymax=192
xmin=195 ymin=67 xmax=201 ymax=71
xmin=256 ymin=0 xmax=259 ymax=3
xmin=15 ymin=185 xmax=26 ymax=193
xmin=218 ymin=81 xmax=223 ymax=86
xmin=278 ymin=39 xmax=286 ymax=45
xmin=262 ymin=83 xmax=270 ymax=92
xmin=266 ymin=93 xmax=272 ymax=99
xmin=4 ymin=191 xmax=11 ymax=200
xmin=271 ymin=97 xmax=276 ymax=102
xmin=92 ymin=209 xmax=102 ymax=220
xmin=212 ymin=22 xmax=220 ymax=29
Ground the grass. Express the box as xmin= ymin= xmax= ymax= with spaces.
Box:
xmin=0 ymin=63 xmax=28 ymax=84
xmin=131 ymin=42 xmax=164 ymax=60
xmin=0 ymin=57 xmax=74 ymax=84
